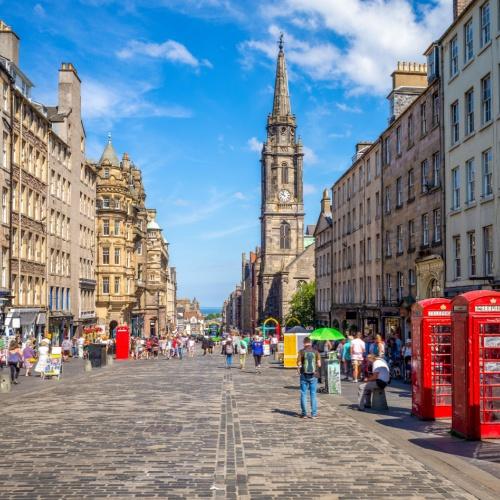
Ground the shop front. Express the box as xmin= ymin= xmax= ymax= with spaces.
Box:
xmin=48 ymin=311 xmax=74 ymax=345
xmin=381 ymin=308 xmax=401 ymax=339
xmin=4 ymin=308 xmax=45 ymax=340
xmin=131 ymin=314 xmax=144 ymax=337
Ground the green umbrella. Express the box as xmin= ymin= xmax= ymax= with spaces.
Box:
xmin=309 ymin=327 xmax=345 ymax=341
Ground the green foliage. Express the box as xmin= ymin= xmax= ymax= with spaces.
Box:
xmin=287 ymin=281 xmax=315 ymax=327
xmin=205 ymin=313 xmax=220 ymax=320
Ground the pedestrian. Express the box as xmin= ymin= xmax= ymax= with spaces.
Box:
xmin=202 ymin=335 xmax=210 ymax=355
xmin=342 ymin=336 xmax=352 ymax=380
xmin=238 ymin=336 xmax=247 ymax=370
xmin=350 ymin=332 xmax=366 ymax=383
xmin=251 ymin=334 xmax=264 ymax=373
xmin=403 ymin=339 xmax=412 ymax=383
xmin=8 ymin=340 xmax=22 ymax=385
xmin=297 ymin=336 xmax=321 ymax=419
xmin=61 ymin=336 xmax=72 ymax=362
xmin=152 ymin=336 xmax=159 ymax=359
xmin=77 ymin=336 xmax=85 ymax=358
xmin=34 ymin=339 xmax=50 ymax=377
xmin=358 ymin=353 xmax=390 ymax=410
xmin=22 ymin=341 xmax=36 ymax=377
xmin=188 ymin=337 xmax=196 ymax=358
xmin=224 ymin=337 xmax=234 ymax=369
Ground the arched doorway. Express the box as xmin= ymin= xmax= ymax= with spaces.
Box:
xmin=109 ymin=320 xmax=118 ymax=337
xmin=427 ymin=278 xmax=441 ymax=298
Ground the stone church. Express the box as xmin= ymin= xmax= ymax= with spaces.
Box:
xmin=257 ymin=37 xmax=315 ymax=323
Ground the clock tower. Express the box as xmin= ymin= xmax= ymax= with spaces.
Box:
xmin=259 ymin=35 xmax=305 ymax=321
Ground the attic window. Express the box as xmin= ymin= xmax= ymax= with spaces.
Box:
xmin=103 ymin=167 xmax=109 ymax=178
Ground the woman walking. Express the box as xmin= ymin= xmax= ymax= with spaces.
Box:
xmin=8 ymin=340 xmax=22 ymax=385
xmin=22 ymin=341 xmax=36 ymax=377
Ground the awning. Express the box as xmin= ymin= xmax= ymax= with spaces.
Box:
xmin=37 ymin=313 xmax=46 ymax=325
xmin=5 ymin=308 xmax=43 ymax=327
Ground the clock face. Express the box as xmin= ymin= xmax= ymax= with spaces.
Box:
xmin=279 ymin=189 xmax=291 ymax=203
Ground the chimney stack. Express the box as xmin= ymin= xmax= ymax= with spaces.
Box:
xmin=321 ymin=189 xmax=331 ymax=215
xmin=0 ymin=20 xmax=20 ymax=65
xmin=454 ymin=0 xmax=472 ymax=19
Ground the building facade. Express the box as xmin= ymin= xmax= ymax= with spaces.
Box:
xmin=314 ymin=190 xmax=332 ymax=326
xmin=441 ymin=0 xmax=500 ymax=296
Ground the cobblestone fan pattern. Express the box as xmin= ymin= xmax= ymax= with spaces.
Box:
xmin=0 ymin=353 xmax=476 ymax=499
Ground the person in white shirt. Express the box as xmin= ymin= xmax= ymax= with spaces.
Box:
xmin=350 ymin=332 xmax=366 ymax=383
xmin=358 ymin=354 xmax=390 ymax=410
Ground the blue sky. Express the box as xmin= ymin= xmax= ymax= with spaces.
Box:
xmin=3 ymin=0 xmax=452 ymax=306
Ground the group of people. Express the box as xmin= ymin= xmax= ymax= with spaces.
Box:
xmin=130 ymin=335 xmax=196 ymax=360
xmin=218 ymin=333 xmax=266 ymax=373
xmin=336 ymin=331 xmax=411 ymax=383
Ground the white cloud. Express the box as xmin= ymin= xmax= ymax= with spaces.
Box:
xmin=336 ymin=102 xmax=361 ymax=114
xmin=233 ymin=191 xmax=247 ymax=200
xmin=303 ymin=183 xmax=317 ymax=195
xmin=247 ymin=137 xmax=263 ymax=153
xmin=201 ymin=222 xmax=258 ymax=240
xmin=303 ymin=145 xmax=318 ymax=165
xmin=250 ymin=0 xmax=452 ymax=95
xmin=329 ymin=130 xmax=352 ymax=140
xmin=117 ymin=39 xmax=212 ymax=68
xmin=82 ymin=78 xmax=192 ymax=121
xmin=173 ymin=198 xmax=190 ymax=207
xmin=33 ymin=3 xmax=46 ymax=16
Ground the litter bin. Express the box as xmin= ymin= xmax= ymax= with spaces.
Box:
xmin=326 ymin=352 xmax=341 ymax=395
xmin=87 ymin=343 xmax=108 ymax=368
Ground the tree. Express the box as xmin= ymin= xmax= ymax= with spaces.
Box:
xmin=287 ymin=281 xmax=315 ymax=327
xmin=205 ymin=313 xmax=220 ymax=320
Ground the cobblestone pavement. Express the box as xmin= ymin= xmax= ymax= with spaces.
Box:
xmin=0 ymin=351 xmax=493 ymax=499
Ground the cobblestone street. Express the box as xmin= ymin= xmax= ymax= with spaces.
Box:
xmin=0 ymin=352 xmax=499 ymax=499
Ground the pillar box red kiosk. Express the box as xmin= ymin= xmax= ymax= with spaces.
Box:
xmin=115 ymin=325 xmax=130 ymax=360
xmin=411 ymin=298 xmax=452 ymax=420
xmin=451 ymin=290 xmax=500 ymax=440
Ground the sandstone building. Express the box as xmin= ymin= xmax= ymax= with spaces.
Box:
xmin=257 ymin=37 xmax=315 ymax=323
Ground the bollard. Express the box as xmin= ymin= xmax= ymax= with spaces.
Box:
xmin=84 ymin=359 xmax=92 ymax=372
xmin=0 ymin=373 xmax=12 ymax=393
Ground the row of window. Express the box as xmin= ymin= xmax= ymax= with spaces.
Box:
xmin=13 ymin=135 xmax=48 ymax=182
xmin=11 ymin=229 xmax=46 ymax=262
xmin=80 ymin=163 xmax=96 ymax=188
xmin=49 ymin=210 xmax=70 ymax=241
xmin=450 ymin=73 xmax=492 ymax=146
xmin=12 ymin=181 xmax=47 ymax=221
xmin=316 ymin=252 xmax=331 ymax=277
xmin=79 ymin=258 xmax=94 ymax=280
xmin=101 ymin=246 xmax=132 ymax=267
xmin=452 ymin=226 xmax=494 ymax=279
xmin=101 ymin=276 xmax=134 ymax=295
xmin=12 ymin=274 xmax=46 ymax=307
xmin=317 ymin=288 xmax=331 ymax=312
xmin=449 ymin=2 xmax=492 ymax=80
xmin=79 ymin=192 xmax=95 ymax=219
xmin=48 ymin=286 xmax=71 ymax=311
xmin=451 ymin=148 xmax=493 ymax=210
xmin=79 ymin=225 xmax=95 ymax=250
xmin=50 ymin=169 xmax=72 ymax=204
xmin=49 ymin=250 xmax=70 ymax=277
xmin=333 ymin=270 xmax=417 ymax=306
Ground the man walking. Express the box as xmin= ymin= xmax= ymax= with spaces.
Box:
xmin=224 ymin=337 xmax=234 ymax=369
xmin=297 ymin=337 xmax=321 ymax=419
xmin=358 ymin=353 xmax=390 ymax=410
xmin=350 ymin=332 xmax=365 ymax=383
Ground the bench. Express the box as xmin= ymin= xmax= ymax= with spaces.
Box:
xmin=371 ymin=387 xmax=388 ymax=410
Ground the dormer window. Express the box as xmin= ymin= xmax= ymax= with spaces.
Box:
xmin=103 ymin=167 xmax=109 ymax=178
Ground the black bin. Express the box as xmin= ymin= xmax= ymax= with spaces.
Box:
xmin=88 ymin=343 xmax=108 ymax=368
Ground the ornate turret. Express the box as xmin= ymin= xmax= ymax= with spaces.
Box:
xmin=99 ymin=133 xmax=120 ymax=167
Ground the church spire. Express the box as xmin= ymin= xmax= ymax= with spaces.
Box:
xmin=272 ymin=33 xmax=291 ymax=117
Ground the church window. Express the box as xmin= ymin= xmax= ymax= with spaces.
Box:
xmin=281 ymin=163 xmax=289 ymax=183
xmin=280 ymin=222 xmax=291 ymax=249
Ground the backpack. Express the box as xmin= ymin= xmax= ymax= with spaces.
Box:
xmin=225 ymin=342 xmax=234 ymax=355
xmin=302 ymin=349 xmax=317 ymax=375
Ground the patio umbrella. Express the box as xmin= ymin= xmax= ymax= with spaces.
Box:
xmin=309 ymin=328 xmax=345 ymax=341
xmin=286 ymin=326 xmax=308 ymax=333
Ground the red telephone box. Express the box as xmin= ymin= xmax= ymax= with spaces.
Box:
xmin=115 ymin=325 xmax=130 ymax=360
xmin=451 ymin=290 xmax=500 ymax=440
xmin=411 ymin=298 xmax=452 ymax=420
